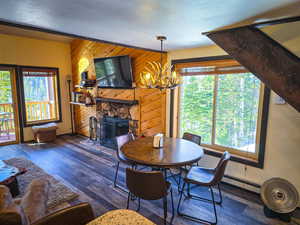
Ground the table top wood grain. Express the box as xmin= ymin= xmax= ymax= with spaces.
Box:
xmin=121 ymin=137 xmax=204 ymax=168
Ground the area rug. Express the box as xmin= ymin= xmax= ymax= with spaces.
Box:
xmin=4 ymin=157 xmax=79 ymax=209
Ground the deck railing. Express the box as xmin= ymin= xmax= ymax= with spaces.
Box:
xmin=0 ymin=101 xmax=55 ymax=131
xmin=25 ymin=101 xmax=55 ymax=122
xmin=0 ymin=103 xmax=14 ymax=132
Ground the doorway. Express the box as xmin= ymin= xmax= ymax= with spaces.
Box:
xmin=0 ymin=67 xmax=20 ymax=145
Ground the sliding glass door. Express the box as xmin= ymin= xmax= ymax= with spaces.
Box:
xmin=0 ymin=67 xmax=20 ymax=145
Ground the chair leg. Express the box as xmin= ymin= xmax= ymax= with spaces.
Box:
xmin=217 ymin=184 xmax=223 ymax=204
xmin=113 ymin=162 xmax=120 ymax=188
xmin=137 ymin=198 xmax=141 ymax=212
xmin=163 ymin=196 xmax=168 ymax=225
xmin=127 ymin=192 xmax=131 ymax=209
xmin=170 ymin=188 xmax=175 ymax=225
xmin=128 ymin=194 xmax=141 ymax=212
xmin=187 ymin=183 xmax=191 ymax=197
xmin=113 ymin=162 xmax=130 ymax=193
xmin=177 ymin=182 xmax=218 ymax=225
xmin=176 ymin=169 xmax=182 ymax=193
xmin=210 ymin=186 xmax=218 ymax=225
xmin=187 ymin=184 xmax=222 ymax=205
xmin=177 ymin=182 xmax=186 ymax=215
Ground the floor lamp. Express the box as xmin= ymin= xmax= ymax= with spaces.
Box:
xmin=66 ymin=75 xmax=75 ymax=135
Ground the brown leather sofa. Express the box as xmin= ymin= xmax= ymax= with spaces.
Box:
xmin=0 ymin=179 xmax=94 ymax=225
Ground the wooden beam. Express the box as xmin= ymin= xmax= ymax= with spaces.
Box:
xmin=203 ymin=16 xmax=300 ymax=35
xmin=207 ymin=26 xmax=300 ymax=112
xmin=253 ymin=16 xmax=300 ymax=28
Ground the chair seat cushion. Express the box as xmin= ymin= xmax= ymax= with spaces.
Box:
xmin=185 ymin=167 xmax=215 ymax=186
xmin=87 ymin=209 xmax=155 ymax=225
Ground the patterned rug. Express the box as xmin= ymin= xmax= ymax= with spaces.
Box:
xmin=4 ymin=157 xmax=79 ymax=209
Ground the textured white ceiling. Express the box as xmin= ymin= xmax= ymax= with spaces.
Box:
xmin=0 ymin=0 xmax=299 ymax=50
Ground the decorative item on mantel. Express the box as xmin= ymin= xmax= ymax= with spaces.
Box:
xmin=140 ymin=36 xmax=180 ymax=89
xmin=70 ymin=91 xmax=95 ymax=106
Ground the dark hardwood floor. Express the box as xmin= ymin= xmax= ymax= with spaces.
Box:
xmin=0 ymin=135 xmax=294 ymax=225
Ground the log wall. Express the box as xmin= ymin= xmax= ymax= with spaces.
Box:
xmin=71 ymin=39 xmax=166 ymax=136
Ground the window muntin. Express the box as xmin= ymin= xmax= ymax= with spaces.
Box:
xmin=21 ymin=67 xmax=61 ymax=125
xmin=179 ymin=65 xmax=263 ymax=158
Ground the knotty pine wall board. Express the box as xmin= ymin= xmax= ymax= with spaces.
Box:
xmin=71 ymin=39 xmax=166 ymax=137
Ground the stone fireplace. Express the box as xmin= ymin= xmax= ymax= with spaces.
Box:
xmin=98 ymin=117 xmax=129 ymax=149
xmin=94 ymin=98 xmax=139 ymax=149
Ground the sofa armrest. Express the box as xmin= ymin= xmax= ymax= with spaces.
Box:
xmin=21 ymin=179 xmax=49 ymax=224
xmin=0 ymin=185 xmax=27 ymax=225
xmin=32 ymin=202 xmax=94 ymax=225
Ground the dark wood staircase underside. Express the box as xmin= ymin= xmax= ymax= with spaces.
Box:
xmin=206 ymin=26 xmax=300 ymax=112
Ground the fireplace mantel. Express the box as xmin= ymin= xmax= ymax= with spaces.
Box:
xmin=95 ymin=97 xmax=139 ymax=106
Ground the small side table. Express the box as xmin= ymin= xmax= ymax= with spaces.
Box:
xmin=0 ymin=160 xmax=26 ymax=197
xmin=87 ymin=209 xmax=156 ymax=225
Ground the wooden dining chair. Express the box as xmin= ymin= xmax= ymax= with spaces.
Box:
xmin=126 ymin=168 xmax=174 ymax=225
xmin=113 ymin=133 xmax=135 ymax=190
xmin=182 ymin=132 xmax=202 ymax=145
xmin=177 ymin=151 xmax=231 ymax=225
xmin=182 ymin=132 xmax=202 ymax=166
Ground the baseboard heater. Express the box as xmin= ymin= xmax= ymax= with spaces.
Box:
xmin=222 ymin=174 xmax=261 ymax=194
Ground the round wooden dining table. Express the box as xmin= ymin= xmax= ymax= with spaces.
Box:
xmin=121 ymin=137 xmax=204 ymax=168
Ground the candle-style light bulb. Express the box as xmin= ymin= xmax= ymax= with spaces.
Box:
xmin=145 ymin=72 xmax=151 ymax=80
xmin=172 ymin=71 xmax=177 ymax=78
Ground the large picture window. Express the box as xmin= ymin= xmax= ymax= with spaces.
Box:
xmin=20 ymin=67 xmax=62 ymax=126
xmin=176 ymin=57 xmax=269 ymax=163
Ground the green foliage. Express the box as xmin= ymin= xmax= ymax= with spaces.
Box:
xmin=0 ymin=71 xmax=12 ymax=104
xmin=180 ymin=75 xmax=214 ymax=144
xmin=23 ymin=76 xmax=51 ymax=101
xmin=215 ymin=73 xmax=260 ymax=152
xmin=180 ymin=73 xmax=260 ymax=153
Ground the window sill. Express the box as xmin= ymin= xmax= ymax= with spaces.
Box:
xmin=203 ymin=147 xmax=263 ymax=168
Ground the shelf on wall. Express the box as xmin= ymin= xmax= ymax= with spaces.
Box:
xmin=70 ymin=102 xmax=95 ymax=107
xmin=74 ymin=84 xmax=95 ymax=89
xmin=95 ymin=97 xmax=138 ymax=106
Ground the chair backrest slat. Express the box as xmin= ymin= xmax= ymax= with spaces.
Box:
xmin=115 ymin=133 xmax=134 ymax=162
xmin=116 ymin=133 xmax=134 ymax=151
xmin=126 ymin=168 xmax=168 ymax=200
xmin=182 ymin=132 xmax=201 ymax=145
xmin=211 ymin=151 xmax=231 ymax=186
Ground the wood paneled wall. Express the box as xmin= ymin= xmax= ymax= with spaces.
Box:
xmin=71 ymin=39 xmax=167 ymax=137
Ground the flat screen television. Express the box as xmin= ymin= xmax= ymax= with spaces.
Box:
xmin=94 ymin=55 xmax=133 ymax=88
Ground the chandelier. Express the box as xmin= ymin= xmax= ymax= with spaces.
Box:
xmin=140 ymin=36 xmax=180 ymax=89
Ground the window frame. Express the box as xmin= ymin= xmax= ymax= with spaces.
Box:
xmin=171 ymin=56 xmax=270 ymax=168
xmin=18 ymin=66 xmax=62 ymax=127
